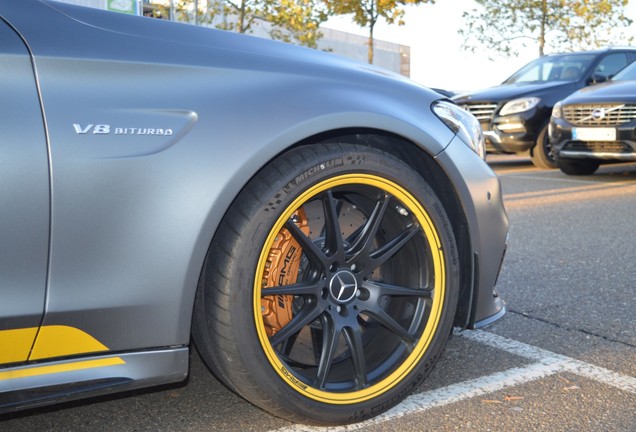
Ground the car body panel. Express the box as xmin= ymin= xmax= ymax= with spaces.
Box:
xmin=0 ymin=19 xmax=50 ymax=362
xmin=0 ymin=0 xmax=508 ymax=413
xmin=434 ymin=139 xmax=507 ymax=327
xmin=456 ymin=81 xmax=575 ymax=103
xmin=557 ymin=79 xmax=636 ymax=103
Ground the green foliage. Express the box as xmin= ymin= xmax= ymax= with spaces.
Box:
xmin=145 ymin=1 xmax=327 ymax=48
xmin=265 ymin=0 xmax=328 ymax=48
xmin=325 ymin=0 xmax=434 ymax=63
xmin=460 ymin=0 xmax=633 ymax=58
xmin=217 ymin=0 xmax=328 ymax=48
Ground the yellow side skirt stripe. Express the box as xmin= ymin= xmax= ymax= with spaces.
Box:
xmin=0 ymin=357 xmax=125 ymax=381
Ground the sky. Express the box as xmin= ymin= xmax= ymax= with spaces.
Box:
xmin=323 ymin=0 xmax=636 ymax=93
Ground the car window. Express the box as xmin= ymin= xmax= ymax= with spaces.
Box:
xmin=612 ymin=60 xmax=636 ymax=80
xmin=504 ymin=54 xmax=596 ymax=84
xmin=594 ymin=53 xmax=630 ymax=79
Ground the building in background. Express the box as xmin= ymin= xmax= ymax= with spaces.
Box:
xmin=317 ymin=28 xmax=410 ymax=78
xmin=53 ymin=0 xmax=410 ymax=77
xmin=59 ymin=0 xmax=140 ymax=14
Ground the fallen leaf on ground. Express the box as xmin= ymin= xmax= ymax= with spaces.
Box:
xmin=504 ymin=395 xmax=525 ymax=401
xmin=563 ymin=385 xmax=580 ymax=392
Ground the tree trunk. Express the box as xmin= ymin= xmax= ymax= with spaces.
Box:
xmin=238 ymin=0 xmax=246 ymax=33
xmin=368 ymin=20 xmax=376 ymax=64
xmin=539 ymin=0 xmax=546 ymax=56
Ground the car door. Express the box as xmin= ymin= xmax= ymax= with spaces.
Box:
xmin=0 ymin=19 xmax=50 ymax=365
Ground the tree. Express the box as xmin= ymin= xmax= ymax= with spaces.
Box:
xmin=325 ymin=0 xmax=435 ymax=64
xmin=217 ymin=0 xmax=328 ymax=48
xmin=144 ymin=1 xmax=215 ymax=25
xmin=146 ymin=1 xmax=326 ymax=48
xmin=264 ymin=0 xmax=328 ymax=48
xmin=460 ymin=0 xmax=633 ymax=58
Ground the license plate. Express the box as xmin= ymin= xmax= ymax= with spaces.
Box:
xmin=572 ymin=127 xmax=616 ymax=141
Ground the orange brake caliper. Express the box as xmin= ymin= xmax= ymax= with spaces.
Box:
xmin=261 ymin=208 xmax=310 ymax=337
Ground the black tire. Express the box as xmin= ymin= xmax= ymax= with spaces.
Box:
xmin=557 ymin=158 xmax=600 ymax=175
xmin=530 ymin=124 xmax=557 ymax=169
xmin=192 ymin=143 xmax=459 ymax=425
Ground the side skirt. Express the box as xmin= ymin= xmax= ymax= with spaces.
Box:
xmin=0 ymin=347 xmax=188 ymax=413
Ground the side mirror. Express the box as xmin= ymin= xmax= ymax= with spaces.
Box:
xmin=588 ymin=73 xmax=609 ymax=85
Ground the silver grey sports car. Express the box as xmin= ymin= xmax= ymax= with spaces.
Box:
xmin=0 ymin=0 xmax=507 ymax=425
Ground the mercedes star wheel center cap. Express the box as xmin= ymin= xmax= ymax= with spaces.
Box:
xmin=329 ymin=270 xmax=358 ymax=303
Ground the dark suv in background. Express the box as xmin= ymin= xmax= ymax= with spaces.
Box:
xmin=550 ymin=60 xmax=636 ymax=175
xmin=453 ymin=48 xmax=636 ymax=168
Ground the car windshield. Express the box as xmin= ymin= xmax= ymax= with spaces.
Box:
xmin=503 ymin=54 xmax=596 ymax=84
xmin=612 ymin=61 xmax=636 ymax=80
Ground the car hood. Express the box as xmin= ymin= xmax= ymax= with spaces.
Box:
xmin=27 ymin=0 xmax=422 ymax=93
xmin=453 ymin=81 xmax=574 ymax=103
xmin=561 ymin=80 xmax=636 ymax=104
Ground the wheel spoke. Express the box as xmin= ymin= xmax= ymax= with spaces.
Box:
xmin=261 ymin=280 xmax=321 ymax=297
xmin=369 ymin=223 xmax=420 ymax=268
xmin=310 ymin=327 xmax=323 ymax=365
xmin=270 ymin=301 xmax=323 ymax=347
xmin=363 ymin=280 xmax=432 ymax=299
xmin=284 ymin=219 xmax=328 ymax=268
xmin=316 ymin=314 xmax=340 ymax=389
xmin=359 ymin=305 xmax=417 ymax=346
xmin=342 ymin=325 xmax=368 ymax=389
xmin=280 ymin=333 xmax=299 ymax=357
xmin=321 ymin=190 xmax=344 ymax=258
xmin=346 ymin=194 xmax=390 ymax=255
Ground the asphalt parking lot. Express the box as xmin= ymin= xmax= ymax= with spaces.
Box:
xmin=1 ymin=154 xmax=635 ymax=432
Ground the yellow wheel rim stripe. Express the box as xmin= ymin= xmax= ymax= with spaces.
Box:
xmin=253 ymin=173 xmax=446 ymax=404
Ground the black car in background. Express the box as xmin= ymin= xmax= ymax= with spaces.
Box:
xmin=453 ymin=48 xmax=636 ymax=168
xmin=550 ymin=61 xmax=636 ymax=175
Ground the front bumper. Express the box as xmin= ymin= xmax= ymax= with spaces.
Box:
xmin=550 ymin=117 xmax=636 ymax=161
xmin=456 ymin=100 xmax=549 ymax=154
xmin=481 ymin=111 xmax=544 ymax=154
xmin=436 ymin=136 xmax=508 ymax=328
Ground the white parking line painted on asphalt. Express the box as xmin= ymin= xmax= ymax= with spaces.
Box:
xmin=463 ymin=330 xmax=636 ymax=394
xmin=271 ymin=330 xmax=636 ymax=432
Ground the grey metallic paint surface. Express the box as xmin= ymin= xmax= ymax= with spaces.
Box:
xmin=434 ymin=142 xmax=507 ymax=326
xmin=0 ymin=21 xmax=49 ymax=332
xmin=0 ymin=0 xmax=507 ymax=410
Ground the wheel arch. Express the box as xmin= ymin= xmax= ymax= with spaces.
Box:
xmin=191 ymin=127 xmax=474 ymax=342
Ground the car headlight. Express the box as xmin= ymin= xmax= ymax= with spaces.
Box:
xmin=552 ymin=101 xmax=563 ymax=119
xmin=499 ymin=97 xmax=540 ymax=116
xmin=432 ymin=100 xmax=486 ymax=160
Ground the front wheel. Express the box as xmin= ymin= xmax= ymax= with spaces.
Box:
xmin=193 ymin=143 xmax=459 ymax=425
xmin=530 ymin=124 xmax=557 ymax=169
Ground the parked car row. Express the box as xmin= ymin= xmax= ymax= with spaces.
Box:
xmin=453 ymin=48 xmax=636 ymax=175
